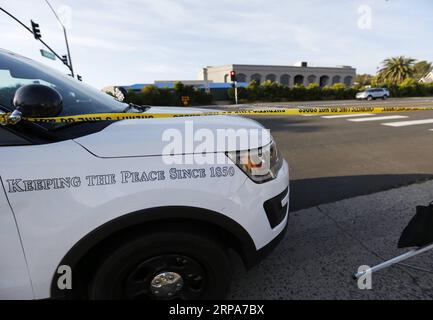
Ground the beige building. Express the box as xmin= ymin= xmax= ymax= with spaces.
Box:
xmin=201 ymin=63 xmax=356 ymax=87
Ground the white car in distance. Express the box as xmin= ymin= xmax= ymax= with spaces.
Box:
xmin=356 ymin=88 xmax=390 ymax=101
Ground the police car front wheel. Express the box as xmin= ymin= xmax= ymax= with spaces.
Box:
xmin=89 ymin=231 xmax=232 ymax=300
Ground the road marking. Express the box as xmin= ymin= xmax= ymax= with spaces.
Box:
xmin=382 ymin=119 xmax=433 ymax=127
xmin=348 ymin=115 xmax=409 ymax=122
xmin=321 ymin=114 xmax=375 ymax=119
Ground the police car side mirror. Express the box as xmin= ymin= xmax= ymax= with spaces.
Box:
xmin=9 ymin=84 xmax=63 ymax=124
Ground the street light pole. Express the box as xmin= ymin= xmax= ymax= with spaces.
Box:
xmin=62 ymin=25 xmax=74 ymax=77
xmin=44 ymin=0 xmax=74 ymax=78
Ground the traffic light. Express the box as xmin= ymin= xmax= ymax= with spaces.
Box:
xmin=61 ymin=55 xmax=69 ymax=65
xmin=31 ymin=20 xmax=41 ymax=40
xmin=230 ymin=71 xmax=237 ymax=82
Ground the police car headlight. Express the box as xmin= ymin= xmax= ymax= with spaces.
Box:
xmin=227 ymin=141 xmax=283 ymax=184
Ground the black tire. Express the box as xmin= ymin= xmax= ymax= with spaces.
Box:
xmin=367 ymin=95 xmax=373 ymax=101
xmin=89 ymin=230 xmax=232 ymax=300
xmin=382 ymin=95 xmax=388 ymax=100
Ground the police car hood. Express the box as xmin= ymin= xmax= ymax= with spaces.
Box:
xmin=74 ymin=107 xmax=272 ymax=158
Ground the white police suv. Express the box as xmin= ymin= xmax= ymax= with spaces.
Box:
xmin=0 ymin=49 xmax=289 ymax=300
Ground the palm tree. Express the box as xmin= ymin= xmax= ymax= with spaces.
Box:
xmin=377 ymin=56 xmax=416 ymax=84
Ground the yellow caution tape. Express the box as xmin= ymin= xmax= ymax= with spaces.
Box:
xmin=1 ymin=106 xmax=433 ymax=124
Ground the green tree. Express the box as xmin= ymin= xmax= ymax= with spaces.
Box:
xmin=173 ymin=81 xmax=184 ymax=92
xmin=400 ymin=78 xmax=418 ymax=87
xmin=413 ymin=61 xmax=433 ymax=80
xmin=247 ymin=80 xmax=259 ymax=90
xmin=355 ymin=74 xmax=374 ymax=86
xmin=377 ymin=56 xmax=416 ymax=85
xmin=142 ymin=85 xmax=159 ymax=95
xmin=305 ymin=83 xmax=321 ymax=100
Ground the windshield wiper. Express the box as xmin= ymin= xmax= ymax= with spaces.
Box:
xmin=122 ymin=103 xmax=151 ymax=113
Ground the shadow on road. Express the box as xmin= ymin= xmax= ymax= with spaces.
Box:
xmin=251 ymin=117 xmax=326 ymax=133
xmin=290 ymin=173 xmax=433 ymax=212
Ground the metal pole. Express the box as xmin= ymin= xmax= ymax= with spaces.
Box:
xmin=234 ymin=81 xmax=238 ymax=105
xmin=44 ymin=0 xmax=74 ymax=77
xmin=353 ymin=242 xmax=433 ymax=279
xmin=63 ymin=26 xmax=74 ymax=77
xmin=0 ymin=7 xmax=32 ymax=33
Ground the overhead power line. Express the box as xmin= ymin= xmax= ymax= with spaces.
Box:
xmin=0 ymin=6 xmax=75 ymax=77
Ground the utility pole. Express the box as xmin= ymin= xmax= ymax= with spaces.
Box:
xmin=44 ymin=0 xmax=74 ymax=78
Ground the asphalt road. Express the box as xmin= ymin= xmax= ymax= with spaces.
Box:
xmin=231 ymin=96 xmax=433 ymax=109
xmin=229 ymin=180 xmax=433 ymax=300
xmin=220 ymin=97 xmax=433 ymax=300
xmin=231 ymin=98 xmax=433 ymax=211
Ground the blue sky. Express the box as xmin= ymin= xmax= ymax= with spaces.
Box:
xmin=1 ymin=0 xmax=432 ymax=89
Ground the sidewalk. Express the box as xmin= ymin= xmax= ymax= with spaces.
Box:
xmin=229 ymin=180 xmax=433 ymax=300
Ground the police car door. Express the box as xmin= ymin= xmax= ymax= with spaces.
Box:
xmin=0 ymin=125 xmax=33 ymax=299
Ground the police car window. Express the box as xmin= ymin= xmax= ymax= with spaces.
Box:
xmin=0 ymin=51 xmax=128 ymax=129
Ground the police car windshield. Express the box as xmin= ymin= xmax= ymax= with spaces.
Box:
xmin=0 ymin=50 xmax=128 ymax=120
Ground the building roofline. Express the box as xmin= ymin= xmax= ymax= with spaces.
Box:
xmin=207 ymin=64 xmax=355 ymax=70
